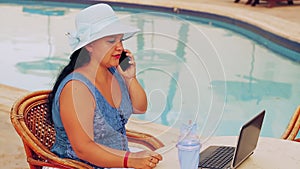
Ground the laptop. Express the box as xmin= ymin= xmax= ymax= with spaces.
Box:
xmin=198 ymin=110 xmax=265 ymax=169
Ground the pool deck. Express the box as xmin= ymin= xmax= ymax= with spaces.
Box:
xmin=1 ymin=0 xmax=299 ymax=168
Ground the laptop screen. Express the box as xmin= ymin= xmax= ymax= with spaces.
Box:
xmin=232 ymin=110 xmax=265 ymax=168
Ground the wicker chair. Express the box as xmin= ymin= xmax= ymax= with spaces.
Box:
xmin=281 ymin=106 xmax=300 ymax=142
xmin=10 ymin=90 xmax=164 ymax=169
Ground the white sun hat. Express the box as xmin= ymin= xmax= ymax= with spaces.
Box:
xmin=67 ymin=3 xmax=139 ymax=53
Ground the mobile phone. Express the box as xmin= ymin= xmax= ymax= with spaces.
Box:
xmin=119 ymin=51 xmax=131 ymax=71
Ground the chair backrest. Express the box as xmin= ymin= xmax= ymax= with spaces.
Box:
xmin=281 ymin=106 xmax=300 ymax=142
xmin=10 ymin=90 xmax=93 ymax=169
xmin=11 ymin=90 xmax=164 ymax=169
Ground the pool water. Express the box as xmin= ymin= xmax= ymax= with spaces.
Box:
xmin=1 ymin=1 xmax=299 ymax=139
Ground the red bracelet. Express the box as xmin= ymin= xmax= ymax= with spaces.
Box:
xmin=123 ymin=151 xmax=130 ymax=168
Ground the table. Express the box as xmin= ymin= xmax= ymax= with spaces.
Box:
xmin=155 ymin=136 xmax=300 ymax=169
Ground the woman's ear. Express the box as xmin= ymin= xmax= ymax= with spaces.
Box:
xmin=84 ymin=43 xmax=94 ymax=53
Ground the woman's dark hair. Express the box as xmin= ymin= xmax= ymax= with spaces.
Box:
xmin=47 ymin=48 xmax=90 ymax=122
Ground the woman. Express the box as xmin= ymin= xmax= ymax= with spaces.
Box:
xmin=47 ymin=3 xmax=162 ymax=169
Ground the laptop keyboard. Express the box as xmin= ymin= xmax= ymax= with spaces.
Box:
xmin=199 ymin=146 xmax=235 ymax=169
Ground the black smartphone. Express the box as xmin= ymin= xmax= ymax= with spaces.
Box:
xmin=119 ymin=51 xmax=131 ymax=71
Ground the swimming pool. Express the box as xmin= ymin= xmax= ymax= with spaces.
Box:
xmin=1 ymin=1 xmax=299 ymax=139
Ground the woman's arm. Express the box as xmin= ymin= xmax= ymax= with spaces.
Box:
xmin=117 ymin=49 xmax=148 ymax=114
xmin=59 ymin=81 xmax=160 ymax=168
xmin=125 ymin=77 xmax=147 ymax=114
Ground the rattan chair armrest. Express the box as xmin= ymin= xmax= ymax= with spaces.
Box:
xmin=126 ymin=129 xmax=164 ymax=151
xmin=294 ymin=138 xmax=300 ymax=142
xmin=281 ymin=106 xmax=300 ymax=140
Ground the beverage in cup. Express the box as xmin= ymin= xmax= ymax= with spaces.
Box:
xmin=176 ymin=122 xmax=201 ymax=169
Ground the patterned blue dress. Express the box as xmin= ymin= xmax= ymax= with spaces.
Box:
xmin=51 ymin=67 xmax=133 ymax=169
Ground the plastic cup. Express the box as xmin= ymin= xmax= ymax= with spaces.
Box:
xmin=177 ymin=140 xmax=201 ymax=169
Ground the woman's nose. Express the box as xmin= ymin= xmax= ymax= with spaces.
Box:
xmin=115 ymin=41 xmax=124 ymax=51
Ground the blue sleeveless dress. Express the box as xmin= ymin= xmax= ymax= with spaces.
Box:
xmin=51 ymin=67 xmax=133 ymax=169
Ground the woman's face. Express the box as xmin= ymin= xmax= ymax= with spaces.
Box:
xmin=86 ymin=34 xmax=124 ymax=68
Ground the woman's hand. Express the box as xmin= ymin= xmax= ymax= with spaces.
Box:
xmin=117 ymin=49 xmax=136 ymax=80
xmin=128 ymin=150 xmax=163 ymax=169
